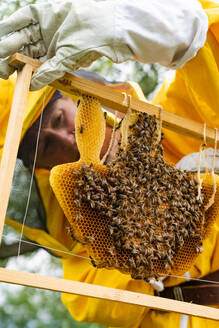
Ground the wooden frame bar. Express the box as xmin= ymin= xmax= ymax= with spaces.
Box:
xmin=0 ymin=63 xmax=34 ymax=242
xmin=0 ymin=53 xmax=218 ymax=321
xmin=0 ymin=267 xmax=218 ymax=321
xmin=9 ymin=53 xmax=217 ymax=146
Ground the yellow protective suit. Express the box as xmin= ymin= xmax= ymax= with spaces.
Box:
xmin=61 ymin=1 xmax=219 ymax=327
xmin=0 ymin=0 xmax=218 ymax=327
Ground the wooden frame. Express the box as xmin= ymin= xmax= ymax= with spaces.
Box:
xmin=0 ymin=53 xmax=218 ymax=321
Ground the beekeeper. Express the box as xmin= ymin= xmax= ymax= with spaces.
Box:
xmin=0 ymin=0 xmax=218 ymax=328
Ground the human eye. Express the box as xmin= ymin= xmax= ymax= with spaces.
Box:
xmin=53 ymin=112 xmax=63 ymax=128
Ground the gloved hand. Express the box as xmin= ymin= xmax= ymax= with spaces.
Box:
xmin=0 ymin=0 xmax=208 ymax=90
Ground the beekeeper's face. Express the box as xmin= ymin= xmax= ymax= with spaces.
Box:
xmin=35 ymin=95 xmax=114 ymax=169
xmin=36 ymin=96 xmax=80 ymax=169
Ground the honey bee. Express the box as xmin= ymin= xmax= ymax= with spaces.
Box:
xmin=84 ymin=235 xmax=95 ymax=244
xmin=80 ymin=125 xmax=83 ymax=133
xmin=128 ymin=258 xmax=136 ymax=269
xmin=90 ymin=256 xmax=97 ymax=267
xmin=106 ymin=258 xmax=112 ymax=267
xmin=106 ymin=247 xmax=115 ymax=256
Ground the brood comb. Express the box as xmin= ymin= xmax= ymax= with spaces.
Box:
xmin=50 ymin=93 xmax=219 ymax=280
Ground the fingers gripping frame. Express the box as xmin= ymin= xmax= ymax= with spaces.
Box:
xmin=0 ymin=53 xmax=218 ymax=321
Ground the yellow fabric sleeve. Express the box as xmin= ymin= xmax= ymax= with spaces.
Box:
xmin=60 ymin=224 xmax=219 ymax=328
xmin=61 ymin=243 xmax=153 ymax=328
xmin=34 ymin=168 xmax=74 ymax=251
xmin=152 ymin=0 xmax=219 ymax=165
xmin=5 ymin=217 xmax=71 ymax=258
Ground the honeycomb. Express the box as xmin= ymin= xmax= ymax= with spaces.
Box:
xmin=50 ymin=95 xmax=219 ymax=280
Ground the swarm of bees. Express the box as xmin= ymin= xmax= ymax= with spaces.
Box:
xmin=71 ymin=112 xmax=204 ymax=280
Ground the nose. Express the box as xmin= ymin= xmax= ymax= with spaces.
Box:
xmin=42 ymin=127 xmax=75 ymax=147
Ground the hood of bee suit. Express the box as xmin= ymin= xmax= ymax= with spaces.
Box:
xmin=0 ymin=73 xmax=55 ymax=163
xmin=0 ymin=73 xmax=83 ymax=164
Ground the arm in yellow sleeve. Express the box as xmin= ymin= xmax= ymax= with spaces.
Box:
xmin=152 ymin=0 xmax=219 ymax=165
xmin=61 ymin=243 xmax=154 ymax=328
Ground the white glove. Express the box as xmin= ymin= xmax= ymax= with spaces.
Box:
xmin=0 ymin=0 xmax=208 ymax=90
